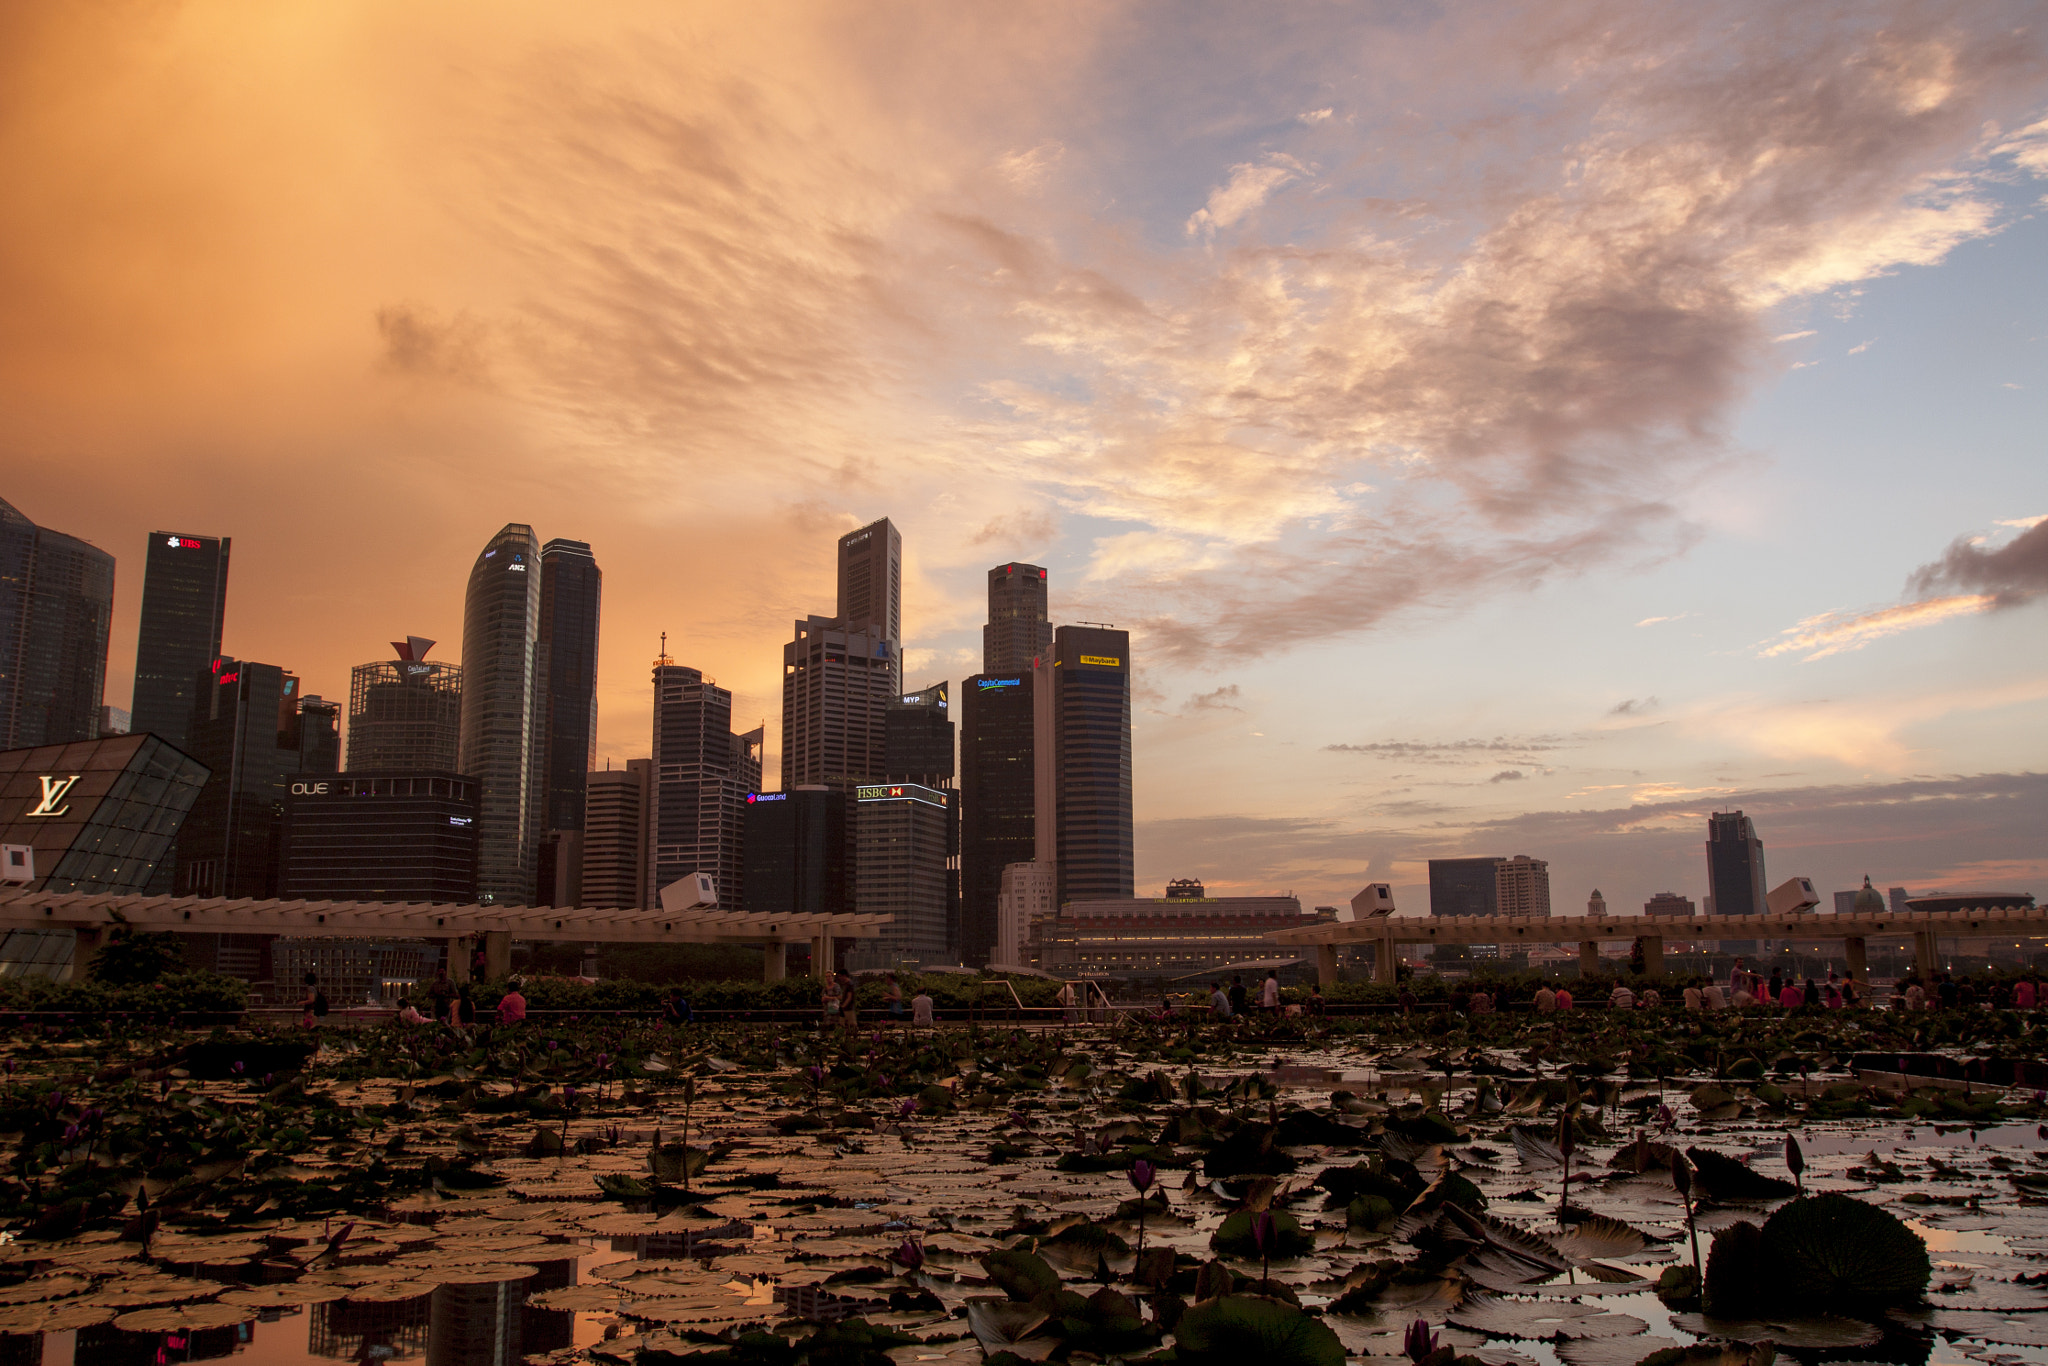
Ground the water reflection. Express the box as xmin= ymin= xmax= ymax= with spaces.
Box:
xmin=310 ymin=1296 xmax=428 ymax=1361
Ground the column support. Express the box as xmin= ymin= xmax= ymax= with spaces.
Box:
xmin=447 ymin=938 xmax=471 ymax=984
xmin=68 ymin=927 xmax=106 ymax=982
xmin=1844 ymin=936 xmax=1868 ymax=983
xmin=1914 ymin=930 xmax=1939 ymax=981
xmin=1580 ymin=940 xmax=1600 ymax=978
xmin=483 ymin=930 xmax=513 ymax=981
xmin=762 ymin=942 xmax=787 ymax=983
xmin=1315 ymin=944 xmax=1339 ymax=989
xmin=1640 ymin=935 xmax=1665 ymax=978
xmin=1374 ymin=932 xmax=1398 ymax=985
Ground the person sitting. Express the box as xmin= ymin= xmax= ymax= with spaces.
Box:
xmin=1640 ymin=987 xmax=1662 ymax=1008
xmin=1609 ymin=983 xmax=1635 ymax=1010
xmin=1554 ymin=985 xmax=1574 ymax=1010
xmin=1307 ymin=984 xmax=1326 ymax=1016
xmin=2017 ymin=977 xmax=2038 ymax=1010
xmin=1209 ymin=983 xmax=1232 ymax=1019
xmin=1702 ymin=982 xmax=1727 ymax=1009
xmin=497 ymin=979 xmax=528 ymax=1024
xmin=1533 ymin=984 xmax=1557 ymax=1012
xmin=1682 ymin=984 xmax=1702 ymax=1010
xmin=396 ymin=996 xmax=426 ymax=1025
xmin=660 ymin=986 xmax=691 ymax=1025
xmin=911 ymin=988 xmax=935 ymax=1027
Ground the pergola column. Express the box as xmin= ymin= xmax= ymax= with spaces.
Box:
xmin=1639 ymin=935 xmax=1665 ymax=978
xmin=1580 ymin=940 xmax=1600 ymax=977
xmin=68 ymin=927 xmax=106 ymax=982
xmin=762 ymin=942 xmax=787 ymax=983
xmin=1844 ymin=936 xmax=1868 ymax=983
xmin=482 ymin=930 xmax=513 ymax=980
xmin=1914 ymin=930 xmax=1940 ymax=981
xmin=1315 ymin=944 xmax=1339 ymax=989
xmin=812 ymin=933 xmax=835 ymax=977
xmin=447 ymin=938 xmax=471 ymax=984
xmin=1374 ymin=934 xmax=1398 ymax=985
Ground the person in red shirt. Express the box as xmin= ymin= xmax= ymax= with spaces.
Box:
xmin=497 ymin=980 xmax=528 ymax=1024
xmin=1555 ymin=986 xmax=1574 ymax=1010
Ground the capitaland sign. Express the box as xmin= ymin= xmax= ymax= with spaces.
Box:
xmin=745 ymin=793 xmax=787 ymax=803
xmin=24 ymin=775 xmax=81 ymax=818
xmin=289 ymin=781 xmax=330 ymax=796
xmin=1079 ymin=655 xmax=1122 ymax=667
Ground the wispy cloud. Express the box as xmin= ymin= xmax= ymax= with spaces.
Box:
xmin=1184 ymin=155 xmax=1308 ymax=238
xmin=1608 ymin=696 xmax=1659 ymax=716
xmin=1759 ymin=594 xmax=1993 ymax=661
xmin=1635 ymin=613 xmax=1693 ymax=627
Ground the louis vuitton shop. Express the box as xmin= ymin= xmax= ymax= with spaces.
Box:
xmin=0 ymin=733 xmax=210 ymax=976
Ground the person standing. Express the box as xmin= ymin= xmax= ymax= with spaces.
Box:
xmin=300 ymin=973 xmax=327 ymax=1028
xmin=884 ymin=973 xmax=904 ymax=1022
xmin=427 ymin=966 xmax=456 ymax=1025
xmin=835 ymin=970 xmax=859 ymax=1031
xmin=1056 ymin=980 xmax=1077 ymax=1023
xmin=1228 ymin=975 xmax=1248 ymax=1017
xmin=911 ymin=987 xmax=935 ymax=1027
xmin=1209 ymin=982 xmax=1232 ymax=1020
xmin=1261 ymin=971 xmax=1281 ymax=1014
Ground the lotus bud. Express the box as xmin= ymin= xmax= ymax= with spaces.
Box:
xmin=232 ymin=1061 xmax=245 ymax=1074
xmin=899 ymin=1098 xmax=918 ymax=1119
xmin=1252 ymin=1210 xmax=1275 ymax=1252
xmin=808 ymin=1064 xmax=825 ymax=1085
xmin=1670 ymin=1152 xmax=1692 ymax=1198
xmin=1130 ymin=1159 xmax=1155 ymax=1194
xmin=1403 ymin=1318 xmax=1441 ymax=1364
xmin=894 ymin=1237 xmax=924 ymax=1271
xmin=1785 ymin=1134 xmax=1805 ymax=1183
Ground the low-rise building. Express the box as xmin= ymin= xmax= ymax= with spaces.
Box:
xmin=1034 ymin=882 xmax=1330 ymax=977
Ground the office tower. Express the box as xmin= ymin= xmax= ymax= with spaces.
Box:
xmin=651 ymin=657 xmax=760 ymax=909
xmin=175 ymin=658 xmax=322 ymax=898
xmin=780 ymin=616 xmax=895 ymax=789
xmin=131 ymin=529 xmax=229 ymax=748
xmin=1495 ymin=855 xmax=1551 ymax=915
xmin=347 ymin=639 xmax=463 ymax=773
xmin=580 ymin=759 xmax=652 ymax=909
xmin=1052 ymin=625 xmax=1132 ymax=902
xmin=995 ymin=861 xmax=1056 ymax=967
xmin=536 ymin=539 xmax=601 ymax=833
xmin=854 ymin=781 xmax=952 ymax=961
xmin=1428 ymin=858 xmax=1499 ymax=916
xmin=1888 ymin=886 xmax=1912 ymax=915
xmin=984 ymin=562 xmax=1053 ymax=673
xmin=1705 ymin=810 xmax=1767 ymax=918
xmin=836 ymin=518 xmax=902 ymax=656
xmin=281 ymin=771 xmax=479 ymax=902
xmin=743 ymin=787 xmax=848 ymax=916
xmin=0 ymin=497 xmax=116 ymax=750
xmin=959 ymin=670 xmax=1037 ymax=965
xmin=98 ymin=706 xmax=129 ymax=735
xmin=885 ymin=684 xmax=954 ymax=787
xmin=1644 ymin=891 xmax=1696 ymax=916
xmin=458 ymin=524 xmax=541 ymax=905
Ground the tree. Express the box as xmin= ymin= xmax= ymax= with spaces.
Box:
xmin=88 ymin=930 xmax=190 ymax=985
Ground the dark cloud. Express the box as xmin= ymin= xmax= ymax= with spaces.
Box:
xmin=1183 ymin=684 xmax=1243 ymax=713
xmin=1609 ymin=697 xmax=1658 ymax=716
xmin=1907 ymin=519 xmax=2048 ymax=608
xmin=1489 ymin=769 xmax=1525 ymax=783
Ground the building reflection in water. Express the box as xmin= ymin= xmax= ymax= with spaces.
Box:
xmin=311 ymin=1297 xmax=432 ymax=1363
xmin=75 ymin=1323 xmax=252 ymax=1366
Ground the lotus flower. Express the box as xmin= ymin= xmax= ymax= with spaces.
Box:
xmin=597 ymin=1052 xmax=609 ymax=1068
xmin=1654 ymin=1103 xmax=1675 ymax=1133
xmin=894 ymin=1237 xmax=925 ymax=1271
xmin=232 ymin=1060 xmax=245 ymax=1074
xmin=899 ymin=1098 xmax=918 ymax=1119
xmin=1129 ymin=1159 xmax=1155 ymax=1194
xmin=1403 ymin=1318 xmax=1441 ymax=1363
xmin=808 ymin=1064 xmax=825 ymax=1085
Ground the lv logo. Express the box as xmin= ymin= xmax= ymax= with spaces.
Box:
xmin=26 ymin=775 xmax=80 ymax=818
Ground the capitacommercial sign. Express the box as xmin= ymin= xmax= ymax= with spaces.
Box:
xmin=23 ymin=775 xmax=80 ymax=818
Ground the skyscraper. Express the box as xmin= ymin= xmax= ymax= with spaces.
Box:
xmin=959 ymin=669 xmax=1038 ymax=965
xmin=175 ymin=658 xmax=322 ymax=898
xmin=780 ymin=616 xmax=895 ymax=790
xmin=650 ymin=657 xmax=761 ymax=909
xmin=458 ymin=524 xmax=541 ymax=905
xmin=1705 ymin=809 xmax=1767 ymax=918
xmin=836 ymin=518 xmax=902 ymax=661
xmin=1052 ymin=625 xmax=1132 ymax=902
xmin=0 ymin=497 xmax=116 ymax=750
xmin=983 ymin=562 xmax=1052 ymax=674
xmin=854 ymin=780 xmax=952 ymax=961
xmin=536 ymin=539 xmax=601 ymax=833
xmin=885 ymin=683 xmax=954 ymax=788
xmin=743 ymin=787 xmax=847 ymax=917
xmin=131 ymin=529 xmax=229 ymax=749
xmin=581 ymin=759 xmax=652 ymax=909
xmin=1428 ymin=858 xmax=1498 ymax=916
xmin=347 ymin=638 xmax=463 ymax=773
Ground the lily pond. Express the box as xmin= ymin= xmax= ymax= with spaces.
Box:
xmin=2 ymin=1006 xmax=2047 ymax=1366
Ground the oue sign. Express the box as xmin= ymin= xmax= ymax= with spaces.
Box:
xmin=290 ymin=781 xmax=330 ymax=796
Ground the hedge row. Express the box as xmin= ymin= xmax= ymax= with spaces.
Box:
xmin=502 ymin=970 xmax=1069 ymax=1014
xmin=0 ymin=971 xmax=250 ymax=1018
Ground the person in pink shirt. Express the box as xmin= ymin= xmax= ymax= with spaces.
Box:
xmin=1779 ymin=981 xmax=1803 ymax=1010
xmin=2017 ymin=978 xmax=2038 ymax=1010
xmin=497 ymin=980 xmax=528 ymax=1024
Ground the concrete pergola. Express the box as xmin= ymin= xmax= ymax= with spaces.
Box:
xmin=0 ymin=889 xmax=890 ymax=983
xmin=1268 ymin=906 xmax=2048 ymax=987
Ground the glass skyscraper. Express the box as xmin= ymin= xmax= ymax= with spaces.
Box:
xmin=836 ymin=518 xmax=901 ymax=667
xmin=1053 ymin=625 xmax=1133 ymax=902
xmin=175 ymin=658 xmax=324 ymax=898
xmin=130 ymin=529 xmax=229 ymax=749
xmin=347 ymin=645 xmax=463 ymax=773
xmin=1706 ymin=809 xmax=1767 ymax=917
xmin=983 ymin=562 xmax=1052 ymax=673
xmin=458 ymin=524 xmax=541 ymax=905
xmin=0 ymin=497 xmax=115 ymax=750
xmin=959 ymin=670 xmax=1037 ymax=966
xmin=536 ymin=539 xmax=601 ymax=833
xmin=651 ymin=658 xmax=760 ymax=909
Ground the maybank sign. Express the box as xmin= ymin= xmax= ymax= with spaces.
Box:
xmin=1079 ymin=655 xmax=1121 ymax=667
xmin=855 ymin=783 xmax=948 ymax=808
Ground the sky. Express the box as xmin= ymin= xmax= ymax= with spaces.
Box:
xmin=3 ymin=1 xmax=2045 ymax=920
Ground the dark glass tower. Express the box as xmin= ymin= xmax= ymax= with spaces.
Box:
xmin=959 ymin=670 xmax=1036 ymax=966
xmin=885 ymin=683 xmax=954 ymax=788
xmin=743 ymin=787 xmax=847 ymax=916
xmin=536 ymin=539 xmax=601 ymax=832
xmin=131 ymin=529 xmax=229 ymax=749
xmin=0 ymin=497 xmax=116 ymax=750
xmin=651 ymin=658 xmax=760 ymax=909
xmin=458 ymin=523 xmax=541 ymax=905
xmin=984 ymin=562 xmax=1052 ymax=673
xmin=1053 ymin=625 xmax=1133 ymax=902
xmin=836 ymin=518 xmax=901 ymax=664
xmin=175 ymin=658 xmax=320 ymax=898
xmin=1706 ymin=810 xmax=1767 ymax=918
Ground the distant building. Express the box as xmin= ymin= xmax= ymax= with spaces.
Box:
xmin=1037 ymin=886 xmax=1322 ymax=977
xmin=347 ymin=639 xmax=463 ymax=774
xmin=1429 ymin=858 xmax=1499 ymax=916
xmin=853 ymin=781 xmax=952 ymax=962
xmin=281 ymin=771 xmax=479 ymax=903
xmin=1888 ymin=886 xmax=1912 ymax=914
xmin=1053 ymin=625 xmax=1132 ymax=903
xmin=983 ymin=562 xmax=1053 ymax=674
xmin=651 ymin=658 xmax=759 ymax=909
xmin=1705 ymin=810 xmax=1767 ymax=918
xmin=130 ymin=528 xmax=230 ymax=751
xmin=536 ymin=538 xmax=601 ymax=852
xmin=458 ymin=524 xmax=541 ymax=905
xmin=1587 ymin=889 xmax=1607 ymax=916
xmin=780 ymin=615 xmax=895 ymax=791
xmin=98 ymin=706 xmax=129 ymax=736
xmin=836 ymin=518 xmax=902 ymax=662
xmin=299 ymin=696 xmax=342 ymax=775
xmin=1905 ymin=892 xmax=2036 ymax=914
xmin=175 ymin=659 xmax=331 ymax=899
xmin=580 ymin=759 xmax=651 ymax=909
xmin=1496 ymin=855 xmax=1551 ymax=915
xmin=1643 ymin=891 xmax=1696 ymax=916
xmin=0 ymin=497 xmax=115 ymax=750
xmin=743 ymin=786 xmax=847 ymax=917
xmin=960 ymin=668 xmax=1040 ymax=966
xmin=271 ymin=938 xmax=440 ymax=1008
xmin=885 ymin=684 xmax=955 ymax=788
xmin=995 ymin=860 xmax=1055 ymax=967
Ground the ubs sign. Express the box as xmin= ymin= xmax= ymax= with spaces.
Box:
xmin=24 ymin=775 xmax=80 ymax=818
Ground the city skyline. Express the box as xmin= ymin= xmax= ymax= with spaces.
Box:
xmin=2 ymin=4 xmax=2044 ymax=921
